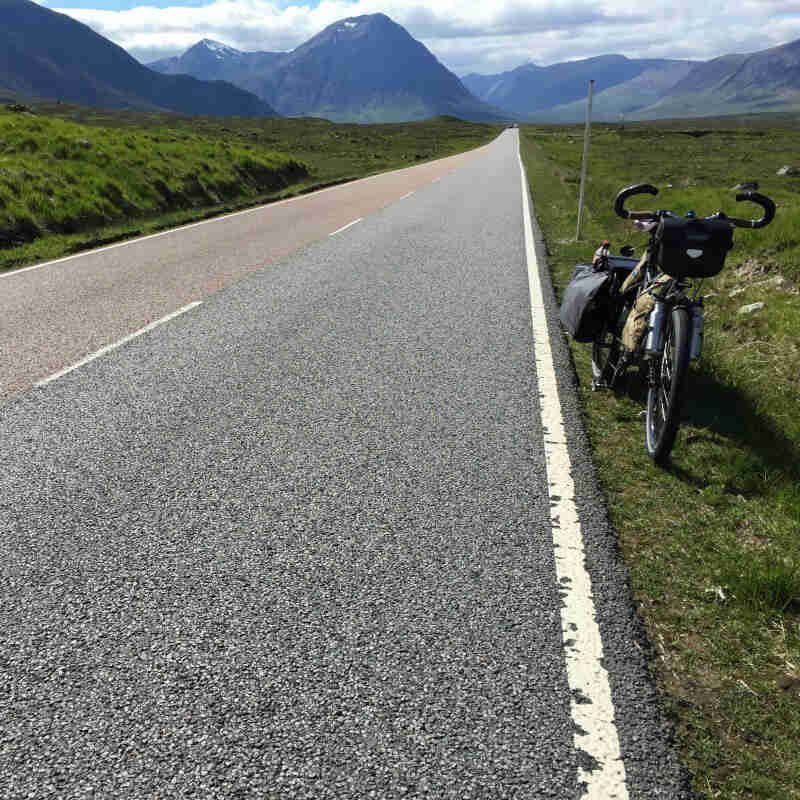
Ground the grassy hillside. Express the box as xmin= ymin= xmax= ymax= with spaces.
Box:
xmin=0 ymin=103 xmax=502 ymax=269
xmin=520 ymin=122 xmax=799 ymax=799
xmin=0 ymin=110 xmax=306 ymax=249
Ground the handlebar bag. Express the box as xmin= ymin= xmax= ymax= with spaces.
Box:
xmin=559 ymin=264 xmax=612 ymax=342
xmin=654 ymin=216 xmax=733 ymax=279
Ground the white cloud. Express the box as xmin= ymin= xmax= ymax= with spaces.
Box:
xmin=46 ymin=0 xmax=800 ymax=74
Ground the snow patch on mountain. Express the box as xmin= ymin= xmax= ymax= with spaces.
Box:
xmin=199 ymin=39 xmax=242 ymax=59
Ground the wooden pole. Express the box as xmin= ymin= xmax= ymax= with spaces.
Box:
xmin=575 ymin=79 xmax=595 ymax=241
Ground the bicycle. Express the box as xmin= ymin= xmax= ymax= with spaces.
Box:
xmin=590 ymin=183 xmax=775 ymax=464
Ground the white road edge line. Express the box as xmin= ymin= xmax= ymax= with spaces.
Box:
xmin=399 ymin=191 xmax=415 ymax=200
xmin=36 ymin=301 xmax=203 ymax=386
xmin=329 ymin=218 xmax=363 ymax=237
xmin=518 ymin=146 xmax=630 ymax=800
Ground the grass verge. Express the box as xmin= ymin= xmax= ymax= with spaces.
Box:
xmin=520 ymin=122 xmax=799 ymax=799
xmin=1 ymin=104 xmax=502 ymax=271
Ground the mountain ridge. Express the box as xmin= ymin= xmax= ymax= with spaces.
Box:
xmin=461 ymin=55 xmax=698 ymax=120
xmin=463 ymin=39 xmax=800 ymax=121
xmin=629 ymin=38 xmax=800 ymax=120
xmin=0 ymin=0 xmax=278 ymax=117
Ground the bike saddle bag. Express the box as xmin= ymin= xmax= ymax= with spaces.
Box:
xmin=654 ymin=216 xmax=733 ymax=279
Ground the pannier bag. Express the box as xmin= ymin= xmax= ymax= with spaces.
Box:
xmin=654 ymin=216 xmax=733 ymax=279
xmin=559 ymin=264 xmax=611 ymax=342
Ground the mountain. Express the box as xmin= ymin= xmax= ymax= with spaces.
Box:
xmin=148 ymin=40 xmax=284 ymax=88
xmin=667 ymin=54 xmax=751 ymax=96
xmin=524 ymin=61 xmax=697 ymax=122
xmin=149 ymin=15 xmax=505 ymax=123
xmin=0 ymin=0 xmax=278 ymax=116
xmin=148 ymin=40 xmax=249 ymax=80
xmin=461 ymin=55 xmax=696 ymax=119
xmin=636 ymin=40 xmax=800 ymax=118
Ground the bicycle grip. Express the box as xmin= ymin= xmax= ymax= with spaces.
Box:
xmin=614 ymin=184 xmax=659 ymax=220
xmin=731 ymin=191 xmax=776 ymax=229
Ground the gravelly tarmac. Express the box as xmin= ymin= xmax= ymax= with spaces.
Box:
xmin=0 ymin=143 xmax=488 ymax=399
xmin=0 ymin=131 xmax=693 ymax=798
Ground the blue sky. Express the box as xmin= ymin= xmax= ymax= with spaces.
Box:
xmin=41 ymin=0 xmax=800 ymax=76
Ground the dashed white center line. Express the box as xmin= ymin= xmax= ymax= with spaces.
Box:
xmin=36 ymin=301 xmax=203 ymax=386
xmin=518 ymin=144 xmax=630 ymax=800
xmin=329 ymin=218 xmax=363 ymax=237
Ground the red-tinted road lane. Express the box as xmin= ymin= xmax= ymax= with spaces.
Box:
xmin=0 ymin=142 xmax=495 ymax=400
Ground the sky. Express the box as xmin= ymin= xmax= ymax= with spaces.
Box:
xmin=37 ymin=0 xmax=800 ymax=76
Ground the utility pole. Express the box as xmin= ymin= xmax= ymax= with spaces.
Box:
xmin=575 ymin=79 xmax=595 ymax=241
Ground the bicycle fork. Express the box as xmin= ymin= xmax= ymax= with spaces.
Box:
xmin=688 ymin=299 xmax=704 ymax=360
xmin=644 ymin=298 xmax=705 ymax=367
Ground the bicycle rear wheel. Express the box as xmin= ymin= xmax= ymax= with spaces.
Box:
xmin=645 ymin=307 xmax=690 ymax=463
xmin=591 ymin=316 xmax=620 ymax=387
xmin=591 ymin=290 xmax=628 ymax=388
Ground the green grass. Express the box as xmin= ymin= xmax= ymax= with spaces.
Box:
xmin=0 ymin=103 xmax=502 ymax=270
xmin=0 ymin=111 xmax=307 ymax=250
xmin=520 ymin=122 xmax=800 ymax=799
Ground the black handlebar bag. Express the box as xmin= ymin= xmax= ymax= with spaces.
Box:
xmin=559 ymin=264 xmax=612 ymax=342
xmin=654 ymin=217 xmax=733 ymax=279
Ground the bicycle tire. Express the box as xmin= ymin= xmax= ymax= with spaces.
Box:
xmin=591 ymin=294 xmax=625 ymax=387
xmin=645 ymin=307 xmax=690 ymax=463
xmin=591 ymin=319 xmax=618 ymax=386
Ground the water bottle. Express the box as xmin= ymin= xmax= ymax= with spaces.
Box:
xmin=689 ymin=301 xmax=705 ymax=360
xmin=644 ymin=299 xmax=667 ymax=357
xmin=594 ymin=239 xmax=610 ymax=270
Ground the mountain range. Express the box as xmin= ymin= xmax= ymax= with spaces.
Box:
xmin=151 ymin=22 xmax=800 ymax=123
xmin=149 ymin=14 xmax=503 ymax=123
xmin=462 ymin=41 xmax=800 ymax=122
xmin=461 ymin=56 xmax=697 ymax=117
xmin=2 ymin=0 xmax=800 ymax=124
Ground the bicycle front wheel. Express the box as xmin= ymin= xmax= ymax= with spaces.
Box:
xmin=645 ymin=307 xmax=690 ymax=463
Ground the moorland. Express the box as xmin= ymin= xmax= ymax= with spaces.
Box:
xmin=520 ymin=116 xmax=800 ymax=800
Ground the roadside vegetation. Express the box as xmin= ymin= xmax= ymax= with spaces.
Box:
xmin=520 ymin=121 xmax=799 ymax=799
xmin=0 ymin=103 xmax=502 ymax=270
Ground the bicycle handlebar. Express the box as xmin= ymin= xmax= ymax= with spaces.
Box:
xmin=614 ymin=183 xmax=659 ymax=220
xmin=727 ymin=191 xmax=776 ymax=229
xmin=613 ymin=184 xmax=776 ymax=230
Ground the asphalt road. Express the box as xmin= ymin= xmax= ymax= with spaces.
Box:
xmin=0 ymin=143 xmax=488 ymax=399
xmin=0 ymin=130 xmax=693 ymax=798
